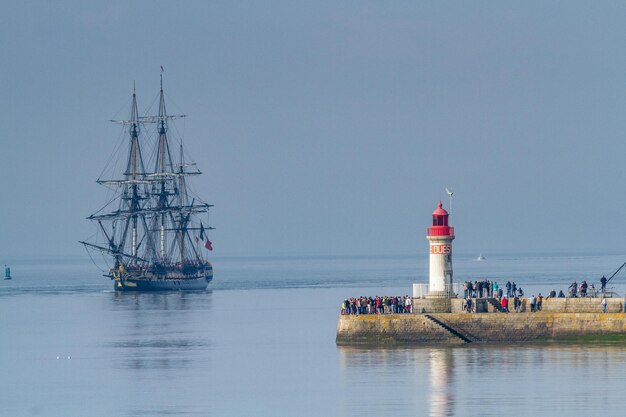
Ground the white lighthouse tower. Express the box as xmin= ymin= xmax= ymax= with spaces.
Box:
xmin=427 ymin=201 xmax=455 ymax=298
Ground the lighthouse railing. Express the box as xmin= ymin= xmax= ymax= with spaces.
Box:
xmin=412 ymin=283 xmax=462 ymax=299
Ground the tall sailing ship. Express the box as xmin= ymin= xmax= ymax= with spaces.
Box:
xmin=81 ymin=76 xmax=214 ymax=291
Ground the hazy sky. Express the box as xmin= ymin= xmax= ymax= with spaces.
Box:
xmin=3 ymin=1 xmax=626 ymax=259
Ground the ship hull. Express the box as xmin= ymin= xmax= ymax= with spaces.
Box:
xmin=113 ymin=265 xmax=213 ymax=292
xmin=114 ymin=276 xmax=211 ymax=291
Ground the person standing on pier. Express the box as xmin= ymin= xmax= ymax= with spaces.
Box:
xmin=602 ymin=297 xmax=607 ymax=313
xmin=529 ymin=295 xmax=536 ymax=312
xmin=601 ymin=276 xmax=607 ymax=293
xmin=501 ymin=296 xmax=509 ymax=312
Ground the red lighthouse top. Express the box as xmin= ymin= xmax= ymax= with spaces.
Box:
xmin=432 ymin=201 xmax=448 ymax=218
xmin=428 ymin=201 xmax=454 ymax=237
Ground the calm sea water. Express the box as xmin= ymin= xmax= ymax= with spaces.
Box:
xmin=1 ymin=253 xmax=626 ymax=417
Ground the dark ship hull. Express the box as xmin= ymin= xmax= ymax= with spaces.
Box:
xmin=114 ymin=274 xmax=212 ymax=291
xmin=113 ymin=263 xmax=213 ymax=291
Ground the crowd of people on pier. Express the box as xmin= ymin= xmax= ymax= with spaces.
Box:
xmin=341 ymin=296 xmax=412 ymax=315
xmin=463 ymin=279 xmax=612 ymax=313
xmin=566 ymin=280 xmax=602 ymax=297
xmin=462 ymin=280 xmax=524 ymax=299
xmin=461 ymin=278 xmax=612 ymax=301
xmin=463 ymin=292 xmax=545 ymax=313
xmin=341 ymin=276 xmax=614 ymax=315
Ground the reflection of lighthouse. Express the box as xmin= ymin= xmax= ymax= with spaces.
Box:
xmin=427 ymin=201 xmax=455 ymax=298
xmin=428 ymin=349 xmax=455 ymax=417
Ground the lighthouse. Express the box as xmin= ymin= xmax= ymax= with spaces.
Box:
xmin=427 ymin=201 xmax=455 ymax=298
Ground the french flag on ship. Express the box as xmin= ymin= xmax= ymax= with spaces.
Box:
xmin=199 ymin=223 xmax=213 ymax=251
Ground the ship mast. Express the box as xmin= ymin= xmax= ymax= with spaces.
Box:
xmin=157 ymin=75 xmax=168 ymax=260
xmin=178 ymin=144 xmax=188 ymax=263
xmin=128 ymin=84 xmax=141 ymax=262
xmin=153 ymin=74 xmax=186 ymax=264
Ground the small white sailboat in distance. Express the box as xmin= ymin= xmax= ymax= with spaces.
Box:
xmin=476 ymin=253 xmax=486 ymax=261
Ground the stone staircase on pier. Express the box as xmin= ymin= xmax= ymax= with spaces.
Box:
xmin=485 ymin=297 xmax=504 ymax=312
xmin=423 ymin=314 xmax=478 ymax=344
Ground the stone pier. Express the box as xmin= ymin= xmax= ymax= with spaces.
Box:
xmin=336 ymin=298 xmax=626 ymax=346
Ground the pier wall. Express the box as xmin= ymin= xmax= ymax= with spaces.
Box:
xmin=335 ymin=314 xmax=467 ymax=346
xmin=413 ymin=297 xmax=624 ymax=314
xmin=540 ymin=297 xmax=623 ymax=313
xmin=336 ymin=312 xmax=626 ymax=346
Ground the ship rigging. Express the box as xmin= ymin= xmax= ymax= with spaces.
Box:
xmin=81 ymin=75 xmax=214 ymax=291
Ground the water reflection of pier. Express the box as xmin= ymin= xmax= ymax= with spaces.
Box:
xmin=337 ymin=347 xmax=455 ymax=417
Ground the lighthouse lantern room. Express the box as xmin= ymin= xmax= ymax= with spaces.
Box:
xmin=427 ymin=201 xmax=455 ymax=298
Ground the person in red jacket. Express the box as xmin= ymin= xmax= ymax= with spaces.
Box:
xmin=501 ymin=296 xmax=509 ymax=312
